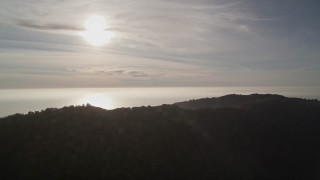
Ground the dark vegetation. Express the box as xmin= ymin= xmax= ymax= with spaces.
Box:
xmin=0 ymin=94 xmax=320 ymax=179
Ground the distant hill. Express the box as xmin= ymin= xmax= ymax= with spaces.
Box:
xmin=174 ymin=94 xmax=318 ymax=109
xmin=0 ymin=94 xmax=320 ymax=179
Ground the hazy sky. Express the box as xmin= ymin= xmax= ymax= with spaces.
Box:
xmin=0 ymin=0 xmax=319 ymax=88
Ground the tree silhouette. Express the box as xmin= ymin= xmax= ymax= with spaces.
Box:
xmin=0 ymin=94 xmax=319 ymax=179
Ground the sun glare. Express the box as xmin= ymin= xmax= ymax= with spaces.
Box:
xmin=79 ymin=94 xmax=114 ymax=109
xmin=80 ymin=15 xmax=113 ymax=47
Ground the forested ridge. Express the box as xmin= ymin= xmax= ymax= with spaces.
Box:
xmin=0 ymin=94 xmax=320 ymax=179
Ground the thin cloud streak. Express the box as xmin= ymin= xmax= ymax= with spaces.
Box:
xmin=15 ymin=19 xmax=83 ymax=31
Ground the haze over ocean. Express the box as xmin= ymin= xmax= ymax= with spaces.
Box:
xmin=1 ymin=87 xmax=319 ymax=117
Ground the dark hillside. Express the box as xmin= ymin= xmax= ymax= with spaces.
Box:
xmin=174 ymin=94 xmax=309 ymax=109
xmin=0 ymin=95 xmax=320 ymax=179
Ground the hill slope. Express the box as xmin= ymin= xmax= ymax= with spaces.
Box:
xmin=174 ymin=93 xmax=313 ymax=109
xmin=0 ymin=94 xmax=320 ymax=179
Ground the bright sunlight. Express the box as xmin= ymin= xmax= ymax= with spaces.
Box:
xmin=80 ymin=15 xmax=113 ymax=47
xmin=78 ymin=94 xmax=114 ymax=109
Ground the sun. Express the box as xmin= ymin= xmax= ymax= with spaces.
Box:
xmin=80 ymin=15 xmax=113 ymax=47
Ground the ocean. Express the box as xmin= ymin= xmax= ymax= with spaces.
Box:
xmin=0 ymin=87 xmax=319 ymax=117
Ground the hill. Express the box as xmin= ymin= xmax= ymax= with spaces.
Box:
xmin=0 ymin=94 xmax=320 ymax=179
xmin=174 ymin=93 xmax=318 ymax=109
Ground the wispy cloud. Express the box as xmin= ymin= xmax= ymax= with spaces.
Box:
xmin=0 ymin=0 xmax=320 ymax=87
xmin=15 ymin=19 xmax=83 ymax=31
xmin=69 ymin=66 xmax=171 ymax=79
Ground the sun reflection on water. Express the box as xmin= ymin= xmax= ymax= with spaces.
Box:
xmin=78 ymin=94 xmax=114 ymax=109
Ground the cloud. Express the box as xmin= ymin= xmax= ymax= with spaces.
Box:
xmin=1 ymin=0 xmax=320 ymax=88
xmin=15 ymin=19 xmax=83 ymax=31
xmin=237 ymin=25 xmax=251 ymax=33
xmin=68 ymin=66 xmax=165 ymax=78
xmin=126 ymin=71 xmax=150 ymax=78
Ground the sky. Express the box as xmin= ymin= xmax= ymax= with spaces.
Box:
xmin=0 ymin=0 xmax=319 ymax=88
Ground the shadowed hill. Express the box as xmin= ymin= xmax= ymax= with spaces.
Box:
xmin=0 ymin=94 xmax=320 ymax=179
xmin=174 ymin=93 xmax=317 ymax=109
